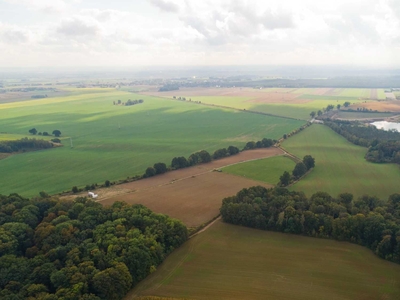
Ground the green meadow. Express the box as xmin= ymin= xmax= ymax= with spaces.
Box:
xmin=222 ymin=156 xmax=295 ymax=185
xmin=283 ymin=124 xmax=400 ymax=199
xmin=0 ymin=89 xmax=304 ymax=196
xmin=130 ymin=221 xmax=400 ymax=300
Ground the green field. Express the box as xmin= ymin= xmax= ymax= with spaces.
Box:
xmin=283 ymin=124 xmax=400 ymax=199
xmin=222 ymin=156 xmax=295 ymax=185
xmin=338 ymin=88 xmax=371 ymax=98
xmin=130 ymin=221 xmax=400 ymax=300
xmin=179 ymin=89 xmax=377 ymax=120
xmin=0 ymin=89 xmax=304 ymax=196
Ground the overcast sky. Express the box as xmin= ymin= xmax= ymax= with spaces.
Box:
xmin=0 ymin=0 xmax=399 ymax=68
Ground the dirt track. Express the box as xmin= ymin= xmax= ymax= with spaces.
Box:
xmin=63 ymin=148 xmax=283 ymax=227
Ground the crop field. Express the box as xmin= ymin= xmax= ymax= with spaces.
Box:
xmin=144 ymin=87 xmax=385 ymax=120
xmin=101 ymin=172 xmax=272 ymax=228
xmin=334 ymin=111 xmax=396 ymax=120
xmin=0 ymin=89 xmax=302 ymax=196
xmin=351 ymin=100 xmax=400 ymax=113
xmin=63 ymin=148 xmax=282 ymax=227
xmin=222 ymin=156 xmax=295 ymax=185
xmin=283 ymin=124 xmax=400 ymax=199
xmin=129 ymin=221 xmax=400 ymax=300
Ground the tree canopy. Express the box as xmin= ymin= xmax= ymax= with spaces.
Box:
xmin=0 ymin=193 xmax=188 ymax=299
xmin=220 ymin=186 xmax=400 ymax=264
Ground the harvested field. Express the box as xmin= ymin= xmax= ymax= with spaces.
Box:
xmin=64 ymin=148 xmax=283 ymax=227
xmin=101 ymin=172 xmax=271 ymax=227
xmin=370 ymin=89 xmax=378 ymax=99
xmin=129 ymin=221 xmax=400 ymax=300
xmin=351 ymin=101 xmax=400 ymax=112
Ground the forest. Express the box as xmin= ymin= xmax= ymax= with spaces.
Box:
xmin=220 ymin=186 xmax=400 ymax=264
xmin=0 ymin=138 xmax=54 ymax=153
xmin=325 ymin=121 xmax=400 ymax=163
xmin=0 ymin=194 xmax=188 ymax=300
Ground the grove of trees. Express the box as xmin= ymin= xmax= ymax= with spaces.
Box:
xmin=220 ymin=186 xmax=400 ymax=264
xmin=279 ymin=155 xmax=315 ymax=186
xmin=0 ymin=194 xmax=187 ymax=299
xmin=0 ymin=138 xmax=53 ymax=153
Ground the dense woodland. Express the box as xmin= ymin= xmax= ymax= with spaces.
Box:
xmin=325 ymin=121 xmax=400 ymax=163
xmin=0 ymin=138 xmax=54 ymax=153
xmin=220 ymin=186 xmax=400 ymax=264
xmin=0 ymin=194 xmax=187 ymax=299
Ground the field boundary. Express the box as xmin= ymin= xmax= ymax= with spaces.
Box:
xmin=153 ymin=94 xmax=304 ymax=121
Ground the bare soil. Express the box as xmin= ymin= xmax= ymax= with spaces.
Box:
xmin=351 ymin=101 xmax=400 ymax=112
xmin=101 ymin=172 xmax=271 ymax=227
xmin=370 ymin=89 xmax=378 ymax=99
xmin=62 ymin=148 xmax=283 ymax=227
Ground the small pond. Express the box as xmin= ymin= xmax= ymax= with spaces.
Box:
xmin=371 ymin=121 xmax=400 ymax=132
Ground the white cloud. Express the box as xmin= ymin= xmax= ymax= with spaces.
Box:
xmin=0 ymin=24 xmax=31 ymax=44
xmin=56 ymin=17 xmax=101 ymax=37
xmin=148 ymin=0 xmax=180 ymax=13
xmin=3 ymin=0 xmax=75 ymax=13
xmin=0 ymin=0 xmax=400 ymax=67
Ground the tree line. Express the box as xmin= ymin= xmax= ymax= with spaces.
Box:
xmin=113 ymin=99 xmax=144 ymax=106
xmin=143 ymin=138 xmax=276 ymax=178
xmin=0 ymin=193 xmax=187 ymax=299
xmin=279 ymin=155 xmax=315 ymax=186
xmin=29 ymin=129 xmax=61 ymax=137
xmin=71 ymin=138 xmax=277 ymax=193
xmin=325 ymin=120 xmax=400 ymax=163
xmin=220 ymin=186 xmax=400 ymax=264
xmin=0 ymin=138 xmax=54 ymax=153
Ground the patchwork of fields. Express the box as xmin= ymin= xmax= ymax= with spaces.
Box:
xmin=129 ymin=221 xmax=400 ymax=300
xmin=283 ymin=124 xmax=400 ymax=199
xmin=2 ymin=86 xmax=400 ymax=300
xmin=144 ymin=87 xmax=387 ymax=120
xmin=63 ymin=148 xmax=282 ymax=227
xmin=0 ymin=89 xmax=303 ymax=196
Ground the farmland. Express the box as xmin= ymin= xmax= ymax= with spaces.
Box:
xmin=0 ymin=88 xmax=304 ymax=196
xmin=283 ymin=124 xmax=400 ymax=198
xmin=222 ymin=156 xmax=295 ymax=185
xmin=333 ymin=110 xmax=396 ymax=120
xmin=145 ymin=87 xmax=386 ymax=120
xmin=68 ymin=148 xmax=282 ymax=227
xmin=129 ymin=220 xmax=400 ymax=300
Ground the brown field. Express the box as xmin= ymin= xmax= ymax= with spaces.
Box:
xmin=351 ymin=100 xmax=400 ymax=112
xmin=101 ymin=172 xmax=271 ymax=227
xmin=63 ymin=148 xmax=283 ymax=227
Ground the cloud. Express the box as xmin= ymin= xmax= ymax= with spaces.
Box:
xmin=80 ymin=9 xmax=129 ymax=22
xmin=4 ymin=0 xmax=72 ymax=13
xmin=148 ymin=0 xmax=179 ymax=13
xmin=56 ymin=17 xmax=100 ymax=37
xmin=0 ymin=26 xmax=30 ymax=44
xmin=179 ymin=1 xmax=295 ymax=46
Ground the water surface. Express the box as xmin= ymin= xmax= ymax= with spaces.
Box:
xmin=371 ymin=121 xmax=400 ymax=132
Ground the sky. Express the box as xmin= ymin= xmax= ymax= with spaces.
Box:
xmin=0 ymin=0 xmax=399 ymax=68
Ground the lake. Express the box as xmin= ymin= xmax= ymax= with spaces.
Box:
xmin=371 ymin=121 xmax=400 ymax=132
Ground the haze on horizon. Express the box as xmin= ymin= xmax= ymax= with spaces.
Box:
xmin=0 ymin=0 xmax=399 ymax=68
